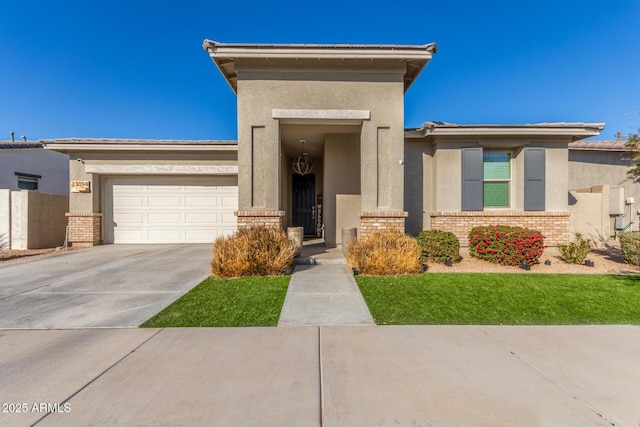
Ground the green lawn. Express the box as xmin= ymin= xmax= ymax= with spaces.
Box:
xmin=141 ymin=276 xmax=290 ymax=327
xmin=356 ymin=274 xmax=640 ymax=325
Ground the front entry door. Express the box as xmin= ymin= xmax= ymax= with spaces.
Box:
xmin=292 ymin=174 xmax=315 ymax=236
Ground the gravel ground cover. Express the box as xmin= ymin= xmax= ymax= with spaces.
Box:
xmin=425 ymin=246 xmax=640 ymax=275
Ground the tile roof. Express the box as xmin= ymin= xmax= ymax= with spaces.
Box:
xmin=421 ymin=121 xmax=606 ymax=130
xmin=40 ymin=138 xmax=237 ymax=145
xmin=568 ymin=140 xmax=629 ymax=151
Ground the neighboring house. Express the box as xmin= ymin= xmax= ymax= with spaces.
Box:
xmin=0 ymin=139 xmax=70 ymax=249
xmin=0 ymin=139 xmax=69 ymax=195
xmin=568 ymin=140 xmax=640 ymax=239
xmin=42 ymin=40 xmax=609 ymax=247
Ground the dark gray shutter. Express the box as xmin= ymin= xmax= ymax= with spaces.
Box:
xmin=461 ymin=147 xmax=483 ymax=211
xmin=524 ymin=147 xmax=545 ymax=211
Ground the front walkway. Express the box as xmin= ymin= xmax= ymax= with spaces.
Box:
xmin=278 ymin=240 xmax=375 ymax=326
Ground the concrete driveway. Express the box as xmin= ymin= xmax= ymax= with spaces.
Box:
xmin=0 ymin=244 xmax=212 ymax=328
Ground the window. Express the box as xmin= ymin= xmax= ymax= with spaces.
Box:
xmin=482 ymin=152 xmax=510 ymax=208
xmin=462 ymin=147 xmax=545 ymax=212
xmin=15 ymin=172 xmax=40 ymax=191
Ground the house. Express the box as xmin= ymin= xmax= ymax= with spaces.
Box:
xmin=0 ymin=138 xmax=69 ymax=249
xmin=42 ymin=40 xmax=607 ymax=248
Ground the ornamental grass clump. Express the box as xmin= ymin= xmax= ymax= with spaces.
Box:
xmin=347 ymin=230 xmax=422 ymax=276
xmin=469 ymin=225 xmax=545 ymax=266
xmin=558 ymin=232 xmax=592 ymax=264
xmin=416 ymin=229 xmax=461 ymax=264
xmin=211 ymin=227 xmax=296 ymax=277
xmin=619 ymin=231 xmax=640 ymax=265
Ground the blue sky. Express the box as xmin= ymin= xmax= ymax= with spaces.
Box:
xmin=1 ymin=0 xmax=638 ymax=141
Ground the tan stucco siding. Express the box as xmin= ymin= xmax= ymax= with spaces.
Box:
xmin=67 ymin=150 xmax=238 ymax=213
xmin=236 ymin=67 xmax=406 ymax=212
xmin=323 ymin=134 xmax=361 ymax=246
xmin=545 ymin=145 xmax=569 ymax=211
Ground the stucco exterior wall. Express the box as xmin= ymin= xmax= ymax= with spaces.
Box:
xmin=324 ymin=134 xmax=361 ymax=246
xmin=3 ymin=190 xmax=68 ymax=249
xmin=0 ymin=148 xmax=69 ymax=195
xmin=569 ymin=150 xmax=639 ymax=231
xmin=66 ymin=150 xmax=238 ymax=213
xmin=235 ymin=60 xmax=406 ymax=214
xmin=568 ymin=186 xmax=611 ymax=246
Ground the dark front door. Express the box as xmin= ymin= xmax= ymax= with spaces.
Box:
xmin=292 ymin=174 xmax=315 ymax=236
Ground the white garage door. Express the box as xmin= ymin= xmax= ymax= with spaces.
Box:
xmin=107 ymin=176 xmax=238 ymax=243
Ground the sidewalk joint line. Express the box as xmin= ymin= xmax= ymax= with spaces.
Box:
xmin=319 ymin=326 xmax=325 ymax=427
xmin=32 ymin=328 xmax=165 ymax=425
xmin=481 ymin=329 xmax=616 ymax=426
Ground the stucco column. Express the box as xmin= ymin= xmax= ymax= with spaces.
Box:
xmin=236 ymin=118 xmax=284 ymax=229
xmin=360 ymin=120 xmax=407 ymax=237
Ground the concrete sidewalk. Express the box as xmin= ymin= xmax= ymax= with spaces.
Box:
xmin=278 ymin=242 xmax=375 ymax=326
xmin=1 ymin=326 xmax=639 ymax=426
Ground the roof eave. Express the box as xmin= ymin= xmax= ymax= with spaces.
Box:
xmin=203 ymin=40 xmax=437 ymax=94
xmin=419 ymin=124 xmax=605 ymax=141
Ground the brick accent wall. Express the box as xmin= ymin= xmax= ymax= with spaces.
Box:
xmin=236 ymin=210 xmax=285 ymax=230
xmin=360 ymin=211 xmax=408 ymax=239
xmin=429 ymin=211 xmax=571 ymax=247
xmin=65 ymin=212 xmax=102 ymax=246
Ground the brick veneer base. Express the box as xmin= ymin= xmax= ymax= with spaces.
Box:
xmin=429 ymin=211 xmax=571 ymax=247
xmin=360 ymin=211 xmax=408 ymax=239
xmin=66 ymin=212 xmax=102 ymax=246
xmin=236 ymin=210 xmax=285 ymax=230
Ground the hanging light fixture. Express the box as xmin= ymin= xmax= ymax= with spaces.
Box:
xmin=292 ymin=139 xmax=313 ymax=175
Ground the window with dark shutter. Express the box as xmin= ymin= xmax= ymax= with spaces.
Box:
xmin=524 ymin=147 xmax=545 ymax=211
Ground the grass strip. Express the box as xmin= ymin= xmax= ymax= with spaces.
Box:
xmin=141 ymin=276 xmax=290 ymax=327
xmin=356 ymin=274 xmax=640 ymax=325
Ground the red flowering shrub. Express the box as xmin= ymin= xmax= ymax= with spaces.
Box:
xmin=468 ymin=225 xmax=546 ymax=266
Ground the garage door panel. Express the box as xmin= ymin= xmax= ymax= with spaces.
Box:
xmin=108 ymin=176 xmax=238 ymax=244
xmin=185 ymin=196 xmax=218 ymax=207
xmin=113 ymin=213 xmax=144 ymax=224
xmin=186 ymin=213 xmax=217 ymax=224
xmin=222 ymin=196 xmax=238 ymax=207
xmin=114 ymin=229 xmax=144 ymax=243
xmin=113 ymin=196 xmax=144 ymax=207
xmin=148 ymin=196 xmax=181 ymax=207
xmin=147 ymin=213 xmax=182 ymax=224
xmin=148 ymin=229 xmax=182 ymax=242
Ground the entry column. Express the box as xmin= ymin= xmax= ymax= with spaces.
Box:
xmin=236 ymin=121 xmax=284 ymax=230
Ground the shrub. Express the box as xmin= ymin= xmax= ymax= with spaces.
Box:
xmin=469 ymin=225 xmax=545 ymax=266
xmin=620 ymin=232 xmax=640 ymax=265
xmin=211 ymin=227 xmax=296 ymax=277
xmin=346 ymin=230 xmax=422 ymax=275
xmin=416 ymin=229 xmax=461 ymax=263
xmin=558 ymin=233 xmax=592 ymax=264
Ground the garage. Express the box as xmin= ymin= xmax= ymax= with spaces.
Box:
xmin=106 ymin=176 xmax=238 ymax=244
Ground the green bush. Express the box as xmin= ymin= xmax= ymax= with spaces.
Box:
xmin=619 ymin=232 xmax=640 ymax=265
xmin=469 ymin=225 xmax=545 ymax=266
xmin=347 ymin=230 xmax=422 ymax=276
xmin=558 ymin=233 xmax=592 ymax=264
xmin=211 ymin=227 xmax=296 ymax=277
xmin=416 ymin=229 xmax=461 ymax=263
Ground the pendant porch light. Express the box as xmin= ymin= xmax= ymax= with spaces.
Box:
xmin=292 ymin=139 xmax=313 ymax=175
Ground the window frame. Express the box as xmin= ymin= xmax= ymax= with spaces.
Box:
xmin=482 ymin=151 xmax=512 ymax=209
xmin=15 ymin=172 xmax=41 ymax=191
